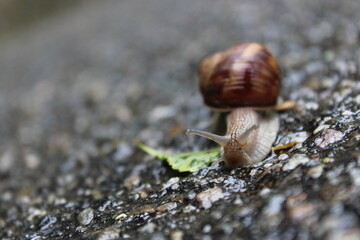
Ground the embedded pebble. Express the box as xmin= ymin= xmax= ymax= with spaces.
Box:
xmin=123 ymin=175 xmax=141 ymax=190
xmin=113 ymin=143 xmax=133 ymax=162
xmin=162 ymin=177 xmax=180 ymax=190
xmin=202 ymin=224 xmax=212 ymax=233
xmin=313 ymin=125 xmax=331 ymax=134
xmin=156 ymin=202 xmax=177 ymax=213
xmin=348 ymin=168 xmax=360 ymax=187
xmin=289 ymin=203 xmax=315 ymax=222
xmin=263 ymin=194 xmax=285 ymax=216
xmin=342 ymin=110 xmax=354 ymax=116
xmin=148 ymin=105 xmax=177 ymax=123
xmin=77 ymin=208 xmax=94 ymax=226
xmin=96 ymin=228 xmax=120 ymax=240
xmin=315 ymin=129 xmax=345 ymax=148
xmin=355 ymin=95 xmax=360 ymax=104
xmin=170 ymin=230 xmax=184 ymax=240
xmin=289 ymin=131 xmax=309 ymax=143
xmin=183 ymin=205 xmax=197 ymax=213
xmin=233 ymin=197 xmax=243 ymax=205
xmin=140 ymin=222 xmax=157 ymax=233
xmin=307 ymin=164 xmax=325 ymax=179
xmin=278 ymin=154 xmax=289 ymax=161
xmin=282 ymin=154 xmax=310 ymax=171
xmin=114 ymin=213 xmax=127 ymax=221
xmin=24 ymin=151 xmax=40 ymax=169
xmin=196 ymin=188 xmax=224 ymax=209
xmin=0 ymin=147 xmax=15 ymax=173
xmin=305 ymin=102 xmax=319 ymax=110
xmin=259 ymin=188 xmax=272 ymax=197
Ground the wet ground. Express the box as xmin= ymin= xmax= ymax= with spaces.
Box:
xmin=0 ymin=0 xmax=360 ymax=239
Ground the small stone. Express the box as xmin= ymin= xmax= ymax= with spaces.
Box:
xmin=202 ymin=224 xmax=212 ymax=233
xmin=124 ymin=175 xmax=141 ymax=190
xmin=259 ymin=188 xmax=272 ymax=197
xmin=162 ymin=177 xmax=180 ymax=190
xmin=315 ymin=129 xmax=344 ymax=148
xmin=77 ymin=208 xmax=94 ymax=225
xmin=263 ymin=194 xmax=285 ymax=216
xmin=289 ymin=203 xmax=315 ymax=221
xmin=307 ymin=164 xmax=325 ymax=179
xmin=0 ymin=147 xmax=15 ymax=173
xmin=349 ymin=168 xmax=360 ymax=187
xmin=323 ymin=116 xmax=332 ymax=122
xmin=289 ymin=131 xmax=309 ymax=143
xmin=24 ymin=151 xmax=40 ymax=169
xmin=233 ymin=197 xmax=243 ymax=205
xmin=355 ymin=95 xmax=360 ymax=105
xmin=313 ymin=125 xmax=331 ymax=134
xmin=249 ymin=169 xmax=261 ymax=177
xmin=140 ymin=222 xmax=157 ymax=233
xmin=96 ymin=227 xmax=120 ymax=240
xmin=114 ymin=213 xmax=127 ymax=221
xmin=305 ymin=102 xmax=319 ymax=110
xmin=113 ymin=143 xmax=133 ymax=162
xmin=278 ymin=154 xmax=289 ymax=161
xmin=282 ymin=154 xmax=310 ymax=171
xmin=156 ymin=202 xmax=177 ymax=213
xmin=342 ymin=110 xmax=354 ymax=116
xmin=148 ymin=105 xmax=177 ymax=123
xmin=196 ymin=188 xmax=224 ymax=209
xmin=183 ymin=205 xmax=196 ymax=213
xmin=170 ymin=230 xmax=184 ymax=240
xmin=286 ymin=193 xmax=308 ymax=207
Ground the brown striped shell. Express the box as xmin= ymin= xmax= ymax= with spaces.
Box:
xmin=200 ymin=43 xmax=281 ymax=109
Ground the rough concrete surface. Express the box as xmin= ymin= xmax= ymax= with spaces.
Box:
xmin=0 ymin=0 xmax=360 ymax=239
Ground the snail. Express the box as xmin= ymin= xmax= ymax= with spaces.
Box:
xmin=186 ymin=43 xmax=283 ymax=168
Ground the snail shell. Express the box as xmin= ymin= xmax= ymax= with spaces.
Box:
xmin=186 ymin=43 xmax=281 ymax=168
xmin=200 ymin=43 xmax=281 ymax=110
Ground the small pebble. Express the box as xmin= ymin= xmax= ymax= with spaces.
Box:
xmin=139 ymin=222 xmax=157 ymax=233
xmin=282 ymin=154 xmax=310 ymax=171
xmin=278 ymin=154 xmax=289 ymax=161
xmin=288 ymin=131 xmax=309 ymax=143
xmin=202 ymin=224 xmax=212 ymax=233
xmin=124 ymin=175 xmax=141 ymax=190
xmin=24 ymin=151 xmax=40 ymax=169
xmin=313 ymin=125 xmax=331 ymax=134
xmin=114 ymin=213 xmax=127 ymax=221
xmin=342 ymin=110 xmax=354 ymax=116
xmin=113 ymin=143 xmax=133 ymax=162
xmin=183 ymin=205 xmax=197 ymax=213
xmin=162 ymin=177 xmax=180 ymax=190
xmin=170 ymin=230 xmax=184 ymax=240
xmin=307 ymin=164 xmax=325 ymax=179
xmin=96 ymin=228 xmax=120 ymax=240
xmin=233 ymin=197 xmax=243 ymax=205
xmin=77 ymin=208 xmax=94 ymax=226
xmin=315 ymin=129 xmax=344 ymax=148
xmin=148 ymin=105 xmax=177 ymax=123
xmin=289 ymin=203 xmax=315 ymax=222
xmin=156 ymin=202 xmax=177 ymax=213
xmin=196 ymin=188 xmax=224 ymax=209
xmin=259 ymin=188 xmax=272 ymax=197
xmin=263 ymin=194 xmax=285 ymax=216
xmin=0 ymin=147 xmax=15 ymax=173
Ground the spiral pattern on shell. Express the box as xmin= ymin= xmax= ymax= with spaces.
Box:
xmin=200 ymin=43 xmax=281 ymax=109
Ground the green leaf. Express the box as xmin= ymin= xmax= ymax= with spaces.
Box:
xmin=137 ymin=142 xmax=220 ymax=172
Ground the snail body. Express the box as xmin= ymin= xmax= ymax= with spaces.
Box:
xmin=186 ymin=43 xmax=281 ymax=168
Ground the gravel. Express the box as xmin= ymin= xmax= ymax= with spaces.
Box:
xmin=0 ymin=0 xmax=360 ymax=239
